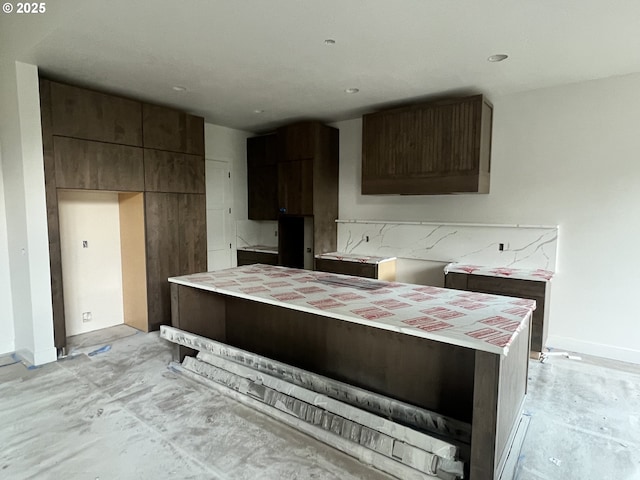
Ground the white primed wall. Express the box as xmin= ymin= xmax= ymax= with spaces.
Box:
xmin=0 ymin=148 xmax=15 ymax=355
xmin=58 ymin=191 xmax=125 ymax=336
xmin=0 ymin=61 xmax=55 ymax=364
xmin=335 ymin=72 xmax=640 ymax=364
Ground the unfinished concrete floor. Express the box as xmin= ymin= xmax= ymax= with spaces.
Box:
xmin=1 ymin=326 xmax=639 ymax=479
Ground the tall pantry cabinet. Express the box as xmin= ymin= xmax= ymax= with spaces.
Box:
xmin=39 ymin=79 xmax=206 ymax=349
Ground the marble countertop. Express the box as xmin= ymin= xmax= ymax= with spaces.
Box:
xmin=237 ymin=245 xmax=278 ymax=254
xmin=445 ymin=263 xmax=554 ymax=282
xmin=315 ymin=252 xmax=396 ymax=264
xmin=169 ymin=265 xmax=535 ymax=356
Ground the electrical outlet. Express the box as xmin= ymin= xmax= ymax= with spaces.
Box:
xmin=82 ymin=312 xmax=92 ymax=323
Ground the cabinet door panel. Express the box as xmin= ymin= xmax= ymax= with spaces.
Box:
xmin=50 ymin=82 xmax=142 ymax=146
xmin=142 ymin=105 xmax=205 ymax=155
xmin=186 ymin=114 xmax=205 ymax=155
xmin=54 ymin=136 xmax=144 ymax=191
xmin=247 ymin=134 xmax=277 ymax=167
xmin=278 ymin=159 xmax=313 ymax=215
xmin=362 ymin=95 xmax=490 ymax=194
xmin=278 ymin=122 xmax=318 ymax=162
xmin=248 ymin=165 xmax=278 ymax=220
xmin=144 ymin=149 xmax=205 ymax=193
xmin=145 ymin=193 xmax=180 ymax=330
xmin=315 ymin=258 xmax=378 ymax=279
xmin=178 ymin=194 xmax=207 ymax=275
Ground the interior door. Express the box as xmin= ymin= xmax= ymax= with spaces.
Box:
xmin=206 ymin=159 xmax=233 ymax=271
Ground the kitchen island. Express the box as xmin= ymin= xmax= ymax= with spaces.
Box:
xmin=168 ymin=264 xmax=534 ymax=479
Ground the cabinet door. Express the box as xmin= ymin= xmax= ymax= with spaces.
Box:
xmin=53 ymin=136 xmax=144 ymax=191
xmin=248 ymin=165 xmax=278 ymax=220
xmin=178 ymin=194 xmax=207 ymax=275
xmin=144 ymin=149 xmax=205 ymax=193
xmin=143 ymin=104 xmax=205 ymax=155
xmin=50 ymin=81 xmax=142 ymax=146
xmin=278 ymin=159 xmax=313 ymax=215
xmin=278 ymin=122 xmax=318 ymax=162
xmin=362 ymin=95 xmax=490 ymax=194
xmin=247 ymin=134 xmax=277 ymax=167
xmin=247 ymin=135 xmax=278 ymax=220
xmin=145 ymin=192 xmax=180 ymax=331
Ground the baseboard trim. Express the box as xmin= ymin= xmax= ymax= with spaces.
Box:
xmin=546 ymin=335 xmax=640 ymax=365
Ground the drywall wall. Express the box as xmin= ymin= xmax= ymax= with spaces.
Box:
xmin=204 ymin=123 xmax=252 ymax=268
xmin=58 ymin=191 xmax=125 ymax=336
xmin=0 ymin=149 xmax=15 ymax=355
xmin=0 ymin=61 xmax=55 ymax=365
xmin=335 ymin=72 xmax=640 ymax=364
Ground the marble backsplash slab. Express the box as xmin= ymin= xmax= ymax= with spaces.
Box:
xmin=236 ymin=220 xmax=278 ymax=249
xmin=337 ymin=220 xmax=558 ymax=271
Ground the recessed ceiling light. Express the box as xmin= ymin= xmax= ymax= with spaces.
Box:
xmin=345 ymin=88 xmax=360 ymax=94
xmin=324 ymin=39 xmax=336 ymax=45
xmin=487 ymin=54 xmax=508 ymax=63
xmin=253 ymin=109 xmax=264 ymax=114
xmin=172 ymin=85 xmax=187 ymax=92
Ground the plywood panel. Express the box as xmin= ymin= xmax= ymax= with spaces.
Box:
xmin=119 ymin=193 xmax=148 ymax=332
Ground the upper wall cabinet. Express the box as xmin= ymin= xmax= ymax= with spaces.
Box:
xmin=247 ymin=134 xmax=279 ymax=220
xmin=142 ymin=104 xmax=205 ymax=155
xmin=361 ymin=94 xmax=493 ymax=195
xmin=50 ymin=81 xmax=142 ymax=146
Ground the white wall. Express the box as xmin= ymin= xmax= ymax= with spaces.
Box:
xmin=0 ymin=61 xmax=55 ymax=365
xmin=58 ymin=191 xmax=125 ymax=336
xmin=336 ymin=72 xmax=640 ymax=364
xmin=204 ymin=123 xmax=252 ymax=267
xmin=0 ymin=148 xmax=15 ymax=355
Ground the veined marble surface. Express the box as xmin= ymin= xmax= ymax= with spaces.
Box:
xmin=445 ymin=263 xmax=554 ymax=282
xmin=236 ymin=220 xmax=278 ymax=249
xmin=337 ymin=220 xmax=558 ymax=271
xmin=315 ymin=252 xmax=396 ymax=265
xmin=170 ymin=264 xmax=535 ymax=356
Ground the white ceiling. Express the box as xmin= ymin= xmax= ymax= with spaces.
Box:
xmin=2 ymin=0 xmax=640 ymax=132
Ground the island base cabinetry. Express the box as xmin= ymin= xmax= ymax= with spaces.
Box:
xmin=170 ymin=281 xmax=530 ymax=479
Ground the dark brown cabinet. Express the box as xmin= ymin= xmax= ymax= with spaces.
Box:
xmin=362 ymin=94 xmax=493 ymax=195
xmin=277 ymin=159 xmax=313 ymax=215
xmin=53 ymin=136 xmax=144 ymax=191
xmin=145 ymin=192 xmax=207 ymax=331
xmin=50 ymin=81 xmax=142 ymax=146
xmin=142 ymin=104 xmax=204 ymax=155
xmin=315 ymin=258 xmax=397 ymax=281
xmin=40 ymin=78 xmax=206 ymax=347
xmin=237 ymin=250 xmax=279 ymax=266
xmin=246 ymin=121 xmax=339 ymax=259
xmin=444 ymin=272 xmax=550 ymax=353
xmin=143 ymin=149 xmax=205 ymax=194
xmin=247 ymin=134 xmax=278 ymax=220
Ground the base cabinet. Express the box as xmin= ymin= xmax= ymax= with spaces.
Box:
xmin=237 ymin=250 xmax=279 ymax=266
xmin=445 ymin=272 xmax=550 ymax=353
xmin=315 ymin=258 xmax=397 ymax=281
